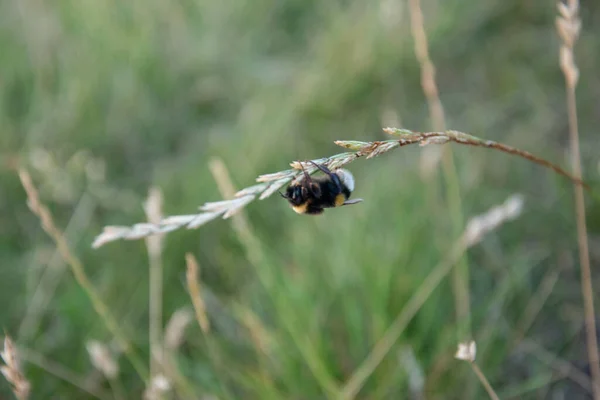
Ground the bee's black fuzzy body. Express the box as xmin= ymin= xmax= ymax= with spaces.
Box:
xmin=280 ymin=162 xmax=361 ymax=215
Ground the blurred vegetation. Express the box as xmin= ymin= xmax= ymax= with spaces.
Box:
xmin=1 ymin=0 xmax=600 ymax=398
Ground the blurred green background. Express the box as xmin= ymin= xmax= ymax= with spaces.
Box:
xmin=2 ymin=0 xmax=600 ymax=398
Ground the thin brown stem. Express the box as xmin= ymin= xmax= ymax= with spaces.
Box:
xmin=555 ymin=1 xmax=600 ymax=396
xmin=470 ymin=362 xmax=500 ymax=400
xmin=408 ymin=0 xmax=471 ymax=342
xmin=567 ymin=77 xmax=600 ymax=400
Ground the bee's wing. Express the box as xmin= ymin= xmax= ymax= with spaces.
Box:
xmin=342 ymin=198 xmax=364 ymax=206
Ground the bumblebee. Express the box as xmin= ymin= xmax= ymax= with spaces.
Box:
xmin=279 ymin=161 xmax=363 ymax=215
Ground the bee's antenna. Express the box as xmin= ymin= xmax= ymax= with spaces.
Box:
xmin=279 ymin=191 xmax=288 ymax=198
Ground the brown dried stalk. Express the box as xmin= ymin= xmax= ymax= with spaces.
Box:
xmin=18 ymin=169 xmax=149 ymax=382
xmin=556 ymin=1 xmax=600 ymax=398
xmin=185 ymin=254 xmax=210 ymax=334
xmin=1 ymin=336 xmax=30 ymax=400
xmin=91 ymin=128 xmax=591 ymax=248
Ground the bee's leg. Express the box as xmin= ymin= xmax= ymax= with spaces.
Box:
xmin=299 ymin=161 xmax=322 ymax=198
xmin=308 ymin=161 xmax=334 ymax=176
xmin=308 ymin=161 xmax=342 ymax=189
xmin=342 ymin=198 xmax=364 ymax=206
xmin=299 ymin=162 xmax=312 ymax=183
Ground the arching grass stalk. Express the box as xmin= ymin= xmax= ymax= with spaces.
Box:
xmin=92 ymin=128 xmax=590 ymax=248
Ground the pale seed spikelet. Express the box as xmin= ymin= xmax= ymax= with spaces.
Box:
xmin=1 ymin=336 xmax=31 ymax=400
xmin=86 ymin=340 xmax=119 ymax=379
xmin=144 ymin=187 xmax=164 ymax=258
xmin=185 ymin=253 xmax=210 ymax=334
xmin=464 ymin=194 xmax=524 ymax=246
xmin=238 ymin=309 xmax=272 ymax=356
xmin=556 ymin=1 xmax=580 ymax=88
xmin=143 ymin=374 xmax=171 ymax=400
xmin=454 ymin=341 xmax=477 ymax=362
xmin=164 ymin=308 xmax=193 ymax=350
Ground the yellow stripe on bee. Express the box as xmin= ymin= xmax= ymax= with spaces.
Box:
xmin=334 ymin=194 xmax=346 ymax=207
xmin=292 ymin=203 xmax=309 ymax=214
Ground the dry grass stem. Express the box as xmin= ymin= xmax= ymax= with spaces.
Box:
xmin=558 ymin=0 xmax=599 ymax=394
xmin=470 ymin=363 xmax=500 ymax=400
xmin=92 ymin=129 xmax=588 ymax=248
xmin=18 ymin=192 xmax=96 ymax=341
xmin=185 ymin=254 xmax=210 ymax=334
xmin=1 ymin=336 xmax=30 ymax=400
xmin=238 ymin=308 xmax=272 ymax=356
xmin=556 ymin=1 xmax=600 ymax=398
xmin=340 ymin=194 xmax=524 ymax=399
xmin=144 ymin=187 xmax=165 ymax=379
xmin=408 ymin=0 xmax=446 ymax=175
xmin=208 ymin=157 xmax=265 ymax=266
xmin=18 ymin=169 xmax=149 ymax=381
xmin=408 ymin=0 xmax=471 ymax=342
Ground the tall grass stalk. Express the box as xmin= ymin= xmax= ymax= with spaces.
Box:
xmin=18 ymin=346 xmax=109 ymax=400
xmin=556 ymin=1 xmax=600 ymax=397
xmin=1 ymin=335 xmax=30 ymax=400
xmin=340 ymin=195 xmax=524 ymax=399
xmin=18 ymin=170 xmax=149 ymax=382
xmin=18 ymin=193 xmax=96 ymax=341
xmin=408 ymin=0 xmax=471 ymax=342
xmin=144 ymin=187 xmax=165 ymax=381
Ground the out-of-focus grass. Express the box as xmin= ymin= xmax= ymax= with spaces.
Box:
xmin=2 ymin=0 xmax=599 ymax=398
